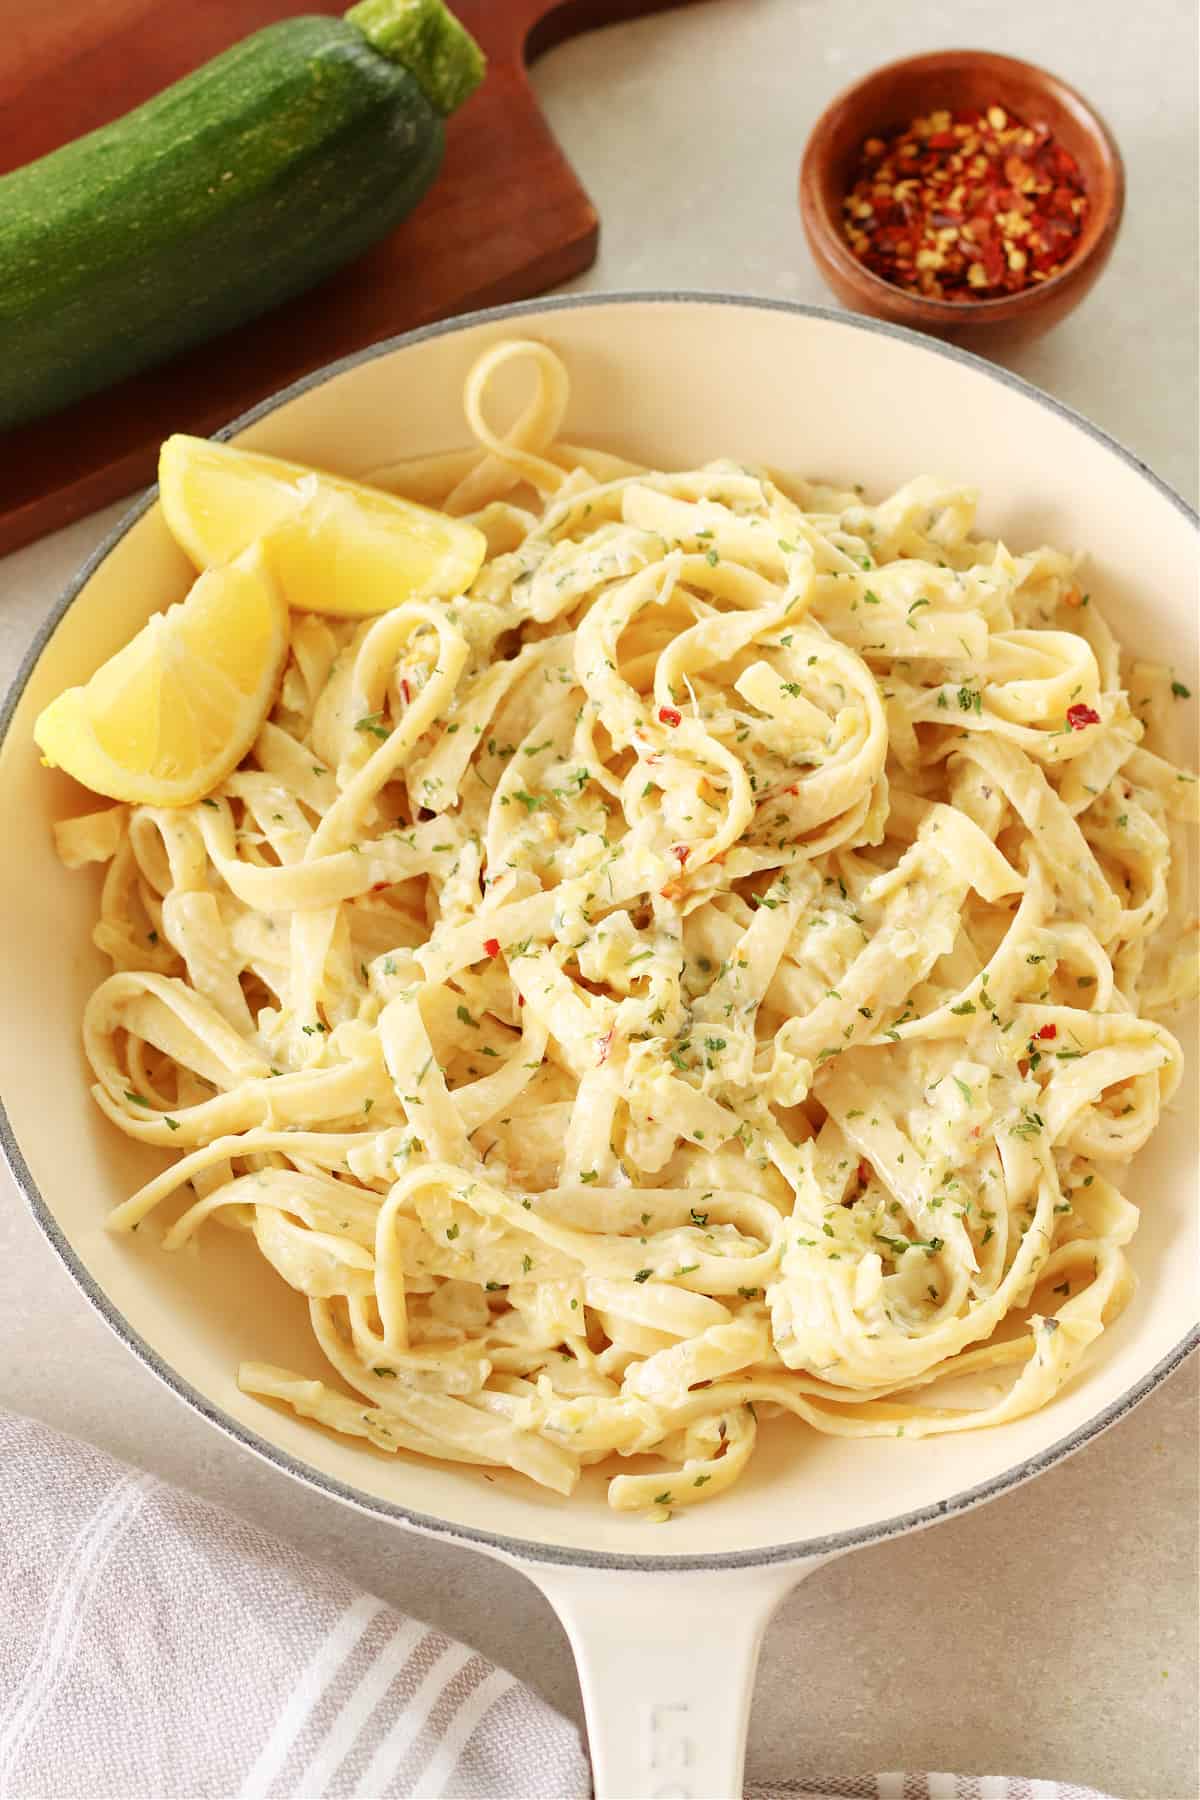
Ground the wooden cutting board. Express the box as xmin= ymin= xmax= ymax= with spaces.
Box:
xmin=0 ymin=0 xmax=695 ymax=555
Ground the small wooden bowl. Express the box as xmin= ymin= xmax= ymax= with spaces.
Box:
xmin=799 ymin=49 xmax=1125 ymax=350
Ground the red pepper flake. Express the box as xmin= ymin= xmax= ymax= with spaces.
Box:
xmin=517 ymin=994 xmax=525 ymax=1007
xmin=597 ymin=1027 xmax=615 ymax=1066
xmin=400 ymin=678 xmax=412 ymax=705
xmin=1066 ymin=703 xmax=1101 ymax=729
xmin=841 ymin=103 xmax=1089 ymax=301
xmin=658 ymin=705 xmax=682 ymax=727
xmin=483 ymin=937 xmax=500 ymax=958
xmin=1036 ymin=1023 xmax=1058 ymax=1040
xmin=671 ymin=844 xmax=690 ymax=866
xmin=857 ymin=1158 xmax=872 ymax=1186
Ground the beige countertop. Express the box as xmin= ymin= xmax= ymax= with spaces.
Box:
xmin=1 ymin=1 xmax=1196 ymax=1795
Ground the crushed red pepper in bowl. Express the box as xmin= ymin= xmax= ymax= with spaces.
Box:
xmin=841 ymin=104 xmax=1089 ymax=302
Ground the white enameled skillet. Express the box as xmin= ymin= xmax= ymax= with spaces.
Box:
xmin=1 ymin=295 xmax=1195 ymax=1798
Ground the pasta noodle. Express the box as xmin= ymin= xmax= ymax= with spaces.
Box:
xmin=58 ymin=340 xmax=1198 ymax=1514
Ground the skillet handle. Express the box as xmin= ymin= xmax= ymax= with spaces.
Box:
xmin=530 ymin=1561 xmax=813 ymax=1799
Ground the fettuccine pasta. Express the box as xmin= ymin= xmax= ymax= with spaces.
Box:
xmin=58 ymin=340 xmax=1197 ymax=1514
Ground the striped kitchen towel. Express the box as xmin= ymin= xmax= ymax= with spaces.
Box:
xmin=0 ymin=1409 xmax=1116 ymax=1800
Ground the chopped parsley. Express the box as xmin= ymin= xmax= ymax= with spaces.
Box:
xmin=875 ymin=1233 xmax=944 ymax=1256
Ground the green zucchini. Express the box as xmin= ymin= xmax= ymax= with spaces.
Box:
xmin=0 ymin=0 xmax=484 ymax=430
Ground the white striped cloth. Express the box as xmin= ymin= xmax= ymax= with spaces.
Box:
xmin=0 ymin=1409 xmax=1116 ymax=1800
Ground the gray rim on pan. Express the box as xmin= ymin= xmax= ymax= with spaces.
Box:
xmin=1 ymin=291 xmax=1196 ymax=1572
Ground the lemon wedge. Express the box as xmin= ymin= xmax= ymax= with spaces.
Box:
xmin=35 ymin=548 xmax=289 ymax=806
xmin=158 ymin=435 xmax=487 ymax=616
